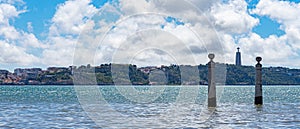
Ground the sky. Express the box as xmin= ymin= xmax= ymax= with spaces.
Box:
xmin=0 ymin=0 xmax=300 ymax=71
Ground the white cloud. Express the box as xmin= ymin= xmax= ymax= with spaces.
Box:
xmin=0 ymin=3 xmax=24 ymax=40
xmin=0 ymin=1 xmax=44 ymax=66
xmin=27 ymin=22 xmax=33 ymax=32
xmin=118 ymin=0 xmax=218 ymax=26
xmin=0 ymin=40 xmax=39 ymax=65
xmin=42 ymin=36 xmax=76 ymax=66
xmin=75 ymin=0 xmax=263 ymax=67
xmin=253 ymin=0 xmax=300 ymax=22
xmin=238 ymin=33 xmax=297 ymax=66
xmin=49 ymin=0 xmax=98 ymax=36
xmin=119 ymin=0 xmax=153 ymax=15
xmin=1 ymin=0 xmax=299 ymax=69
xmin=21 ymin=33 xmax=45 ymax=48
xmin=0 ymin=0 xmax=25 ymax=5
xmin=43 ymin=0 xmax=100 ymax=66
xmin=97 ymin=0 xmax=227 ymax=63
xmin=0 ymin=25 xmax=19 ymax=40
xmin=253 ymin=0 xmax=300 ymax=48
xmin=0 ymin=3 xmax=20 ymax=24
xmin=88 ymin=12 xmax=225 ymax=66
xmin=211 ymin=0 xmax=259 ymax=34
xmin=249 ymin=0 xmax=300 ymax=67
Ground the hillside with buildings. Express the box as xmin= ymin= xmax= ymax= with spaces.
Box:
xmin=1 ymin=63 xmax=300 ymax=85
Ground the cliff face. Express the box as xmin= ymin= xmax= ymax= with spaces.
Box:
xmin=1 ymin=64 xmax=300 ymax=85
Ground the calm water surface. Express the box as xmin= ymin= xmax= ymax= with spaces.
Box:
xmin=0 ymin=85 xmax=299 ymax=128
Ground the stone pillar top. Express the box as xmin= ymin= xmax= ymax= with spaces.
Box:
xmin=208 ymin=53 xmax=215 ymax=61
xmin=256 ymin=57 xmax=262 ymax=63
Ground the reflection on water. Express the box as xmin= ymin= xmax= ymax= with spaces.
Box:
xmin=0 ymin=86 xmax=299 ymax=128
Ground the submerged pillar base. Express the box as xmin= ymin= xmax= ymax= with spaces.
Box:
xmin=208 ymin=98 xmax=216 ymax=107
xmin=255 ymin=96 xmax=263 ymax=105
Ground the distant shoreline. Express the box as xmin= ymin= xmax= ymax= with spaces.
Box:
xmin=1 ymin=84 xmax=300 ymax=86
xmin=1 ymin=63 xmax=300 ymax=85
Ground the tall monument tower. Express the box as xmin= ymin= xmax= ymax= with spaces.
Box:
xmin=235 ymin=47 xmax=242 ymax=66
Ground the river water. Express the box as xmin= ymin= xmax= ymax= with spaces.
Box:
xmin=0 ymin=85 xmax=299 ymax=128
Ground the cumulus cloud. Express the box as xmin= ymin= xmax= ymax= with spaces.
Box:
xmin=238 ymin=33 xmax=299 ymax=66
xmin=0 ymin=0 xmax=25 ymax=5
xmin=27 ymin=22 xmax=33 ymax=32
xmin=211 ymin=0 xmax=259 ymax=34
xmin=254 ymin=0 xmax=300 ymax=50
xmin=0 ymin=40 xmax=39 ymax=65
xmin=42 ymin=36 xmax=77 ymax=66
xmin=0 ymin=1 xmax=43 ymax=66
xmin=2 ymin=0 xmax=300 ymax=69
xmin=0 ymin=3 xmax=21 ymax=24
xmin=253 ymin=0 xmax=300 ymax=22
xmin=79 ymin=0 xmax=229 ymax=67
xmin=0 ymin=25 xmax=19 ymax=40
xmin=49 ymin=0 xmax=98 ymax=36
xmin=248 ymin=0 xmax=300 ymax=67
xmin=119 ymin=0 xmax=153 ymax=15
xmin=0 ymin=3 xmax=24 ymax=40
xmin=43 ymin=0 xmax=100 ymax=66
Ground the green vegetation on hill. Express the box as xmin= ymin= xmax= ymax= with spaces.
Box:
xmin=225 ymin=65 xmax=255 ymax=85
xmin=1 ymin=63 xmax=300 ymax=85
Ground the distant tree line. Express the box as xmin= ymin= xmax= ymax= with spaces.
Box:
xmin=75 ymin=63 xmax=300 ymax=85
xmin=1 ymin=63 xmax=300 ymax=85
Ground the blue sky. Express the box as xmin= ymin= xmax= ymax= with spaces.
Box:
xmin=12 ymin=0 xmax=295 ymax=40
xmin=13 ymin=0 xmax=109 ymax=40
xmin=13 ymin=0 xmax=66 ymax=39
xmin=247 ymin=0 xmax=299 ymax=38
xmin=14 ymin=0 xmax=288 ymax=39
xmin=1 ymin=0 xmax=300 ymax=71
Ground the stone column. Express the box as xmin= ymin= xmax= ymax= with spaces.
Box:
xmin=208 ymin=54 xmax=216 ymax=107
xmin=255 ymin=57 xmax=263 ymax=105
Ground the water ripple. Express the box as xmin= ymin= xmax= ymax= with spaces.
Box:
xmin=0 ymin=86 xmax=299 ymax=128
